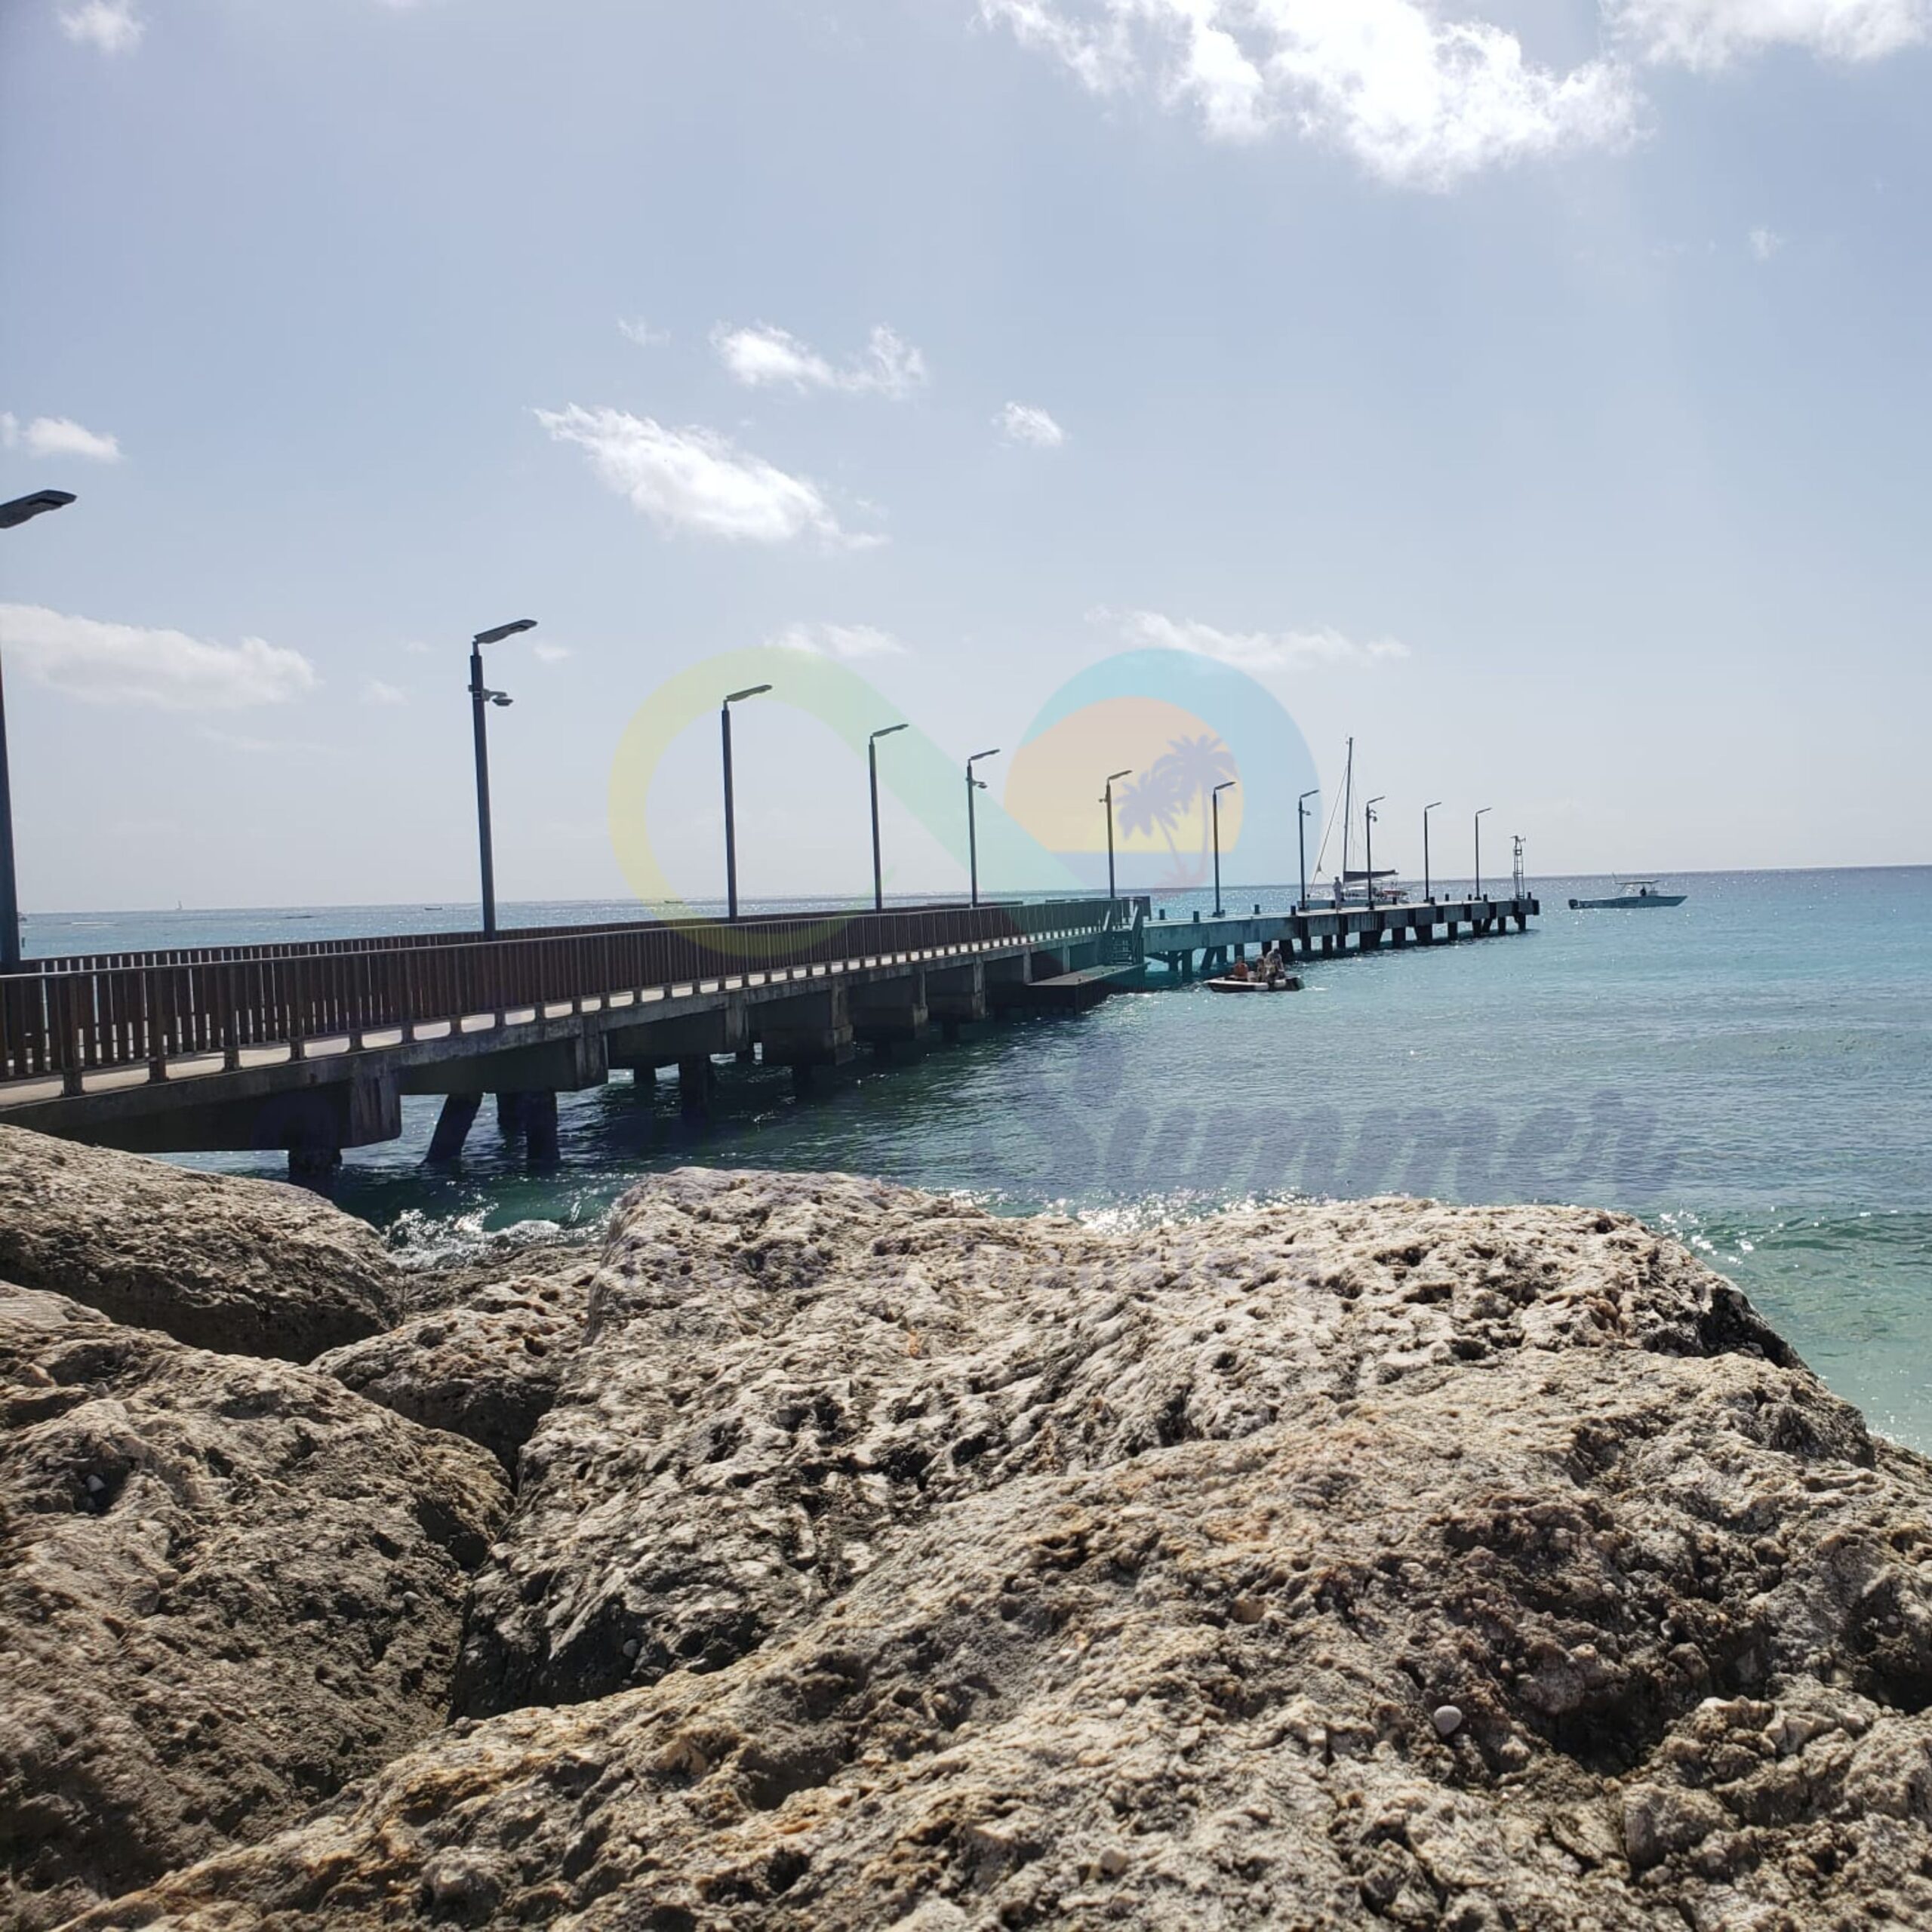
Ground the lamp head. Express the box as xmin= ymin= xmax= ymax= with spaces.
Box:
xmin=0 ymin=489 xmax=76 ymax=529
xmin=490 ymin=693 xmax=512 ymax=708
xmin=870 ymin=722 xmax=909 ymax=743
xmin=1106 ymin=768 xmax=1132 ymax=784
xmin=1214 ymin=780 xmax=1237 ymax=796
xmin=473 ymin=619 xmax=537 ymax=647
xmin=724 ymin=683 xmax=772 ymax=707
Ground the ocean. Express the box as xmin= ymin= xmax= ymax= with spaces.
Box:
xmin=22 ymin=866 xmax=1932 ymax=1453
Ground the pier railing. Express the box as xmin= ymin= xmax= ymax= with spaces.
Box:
xmin=2 ymin=897 xmax=1133 ymax=1089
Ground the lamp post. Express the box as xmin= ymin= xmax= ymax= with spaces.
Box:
xmin=1423 ymin=800 xmax=1442 ymax=903
xmin=1211 ymin=780 xmax=1235 ymax=915
xmin=720 ymin=684 xmax=771 ymax=921
xmin=1297 ymin=787 xmax=1319 ymax=912
xmin=868 ymin=722 xmax=909 ymax=912
xmin=468 ymin=620 xmax=532 ymax=937
xmin=965 ymin=748 xmax=1000 ymax=907
xmin=1102 ymin=769 xmax=1132 ymax=900
xmin=1364 ymin=795 xmax=1384 ymax=910
xmin=1474 ymin=806 xmax=1491 ymax=901
xmin=0 ymin=491 xmax=76 ymax=971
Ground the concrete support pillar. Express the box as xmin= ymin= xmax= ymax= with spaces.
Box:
xmin=496 ymin=1091 xmax=526 ymax=1140
xmin=677 ymin=1057 xmax=714 ymax=1119
xmin=427 ymin=1092 xmax=481 ymax=1164
xmin=287 ymin=1146 xmax=343 ymax=1192
xmin=1321 ymin=935 xmax=1336 ymax=956
xmin=524 ymin=1090 xmax=560 ymax=1166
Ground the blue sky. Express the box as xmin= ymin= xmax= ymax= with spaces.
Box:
xmin=2 ymin=0 xmax=1927 ymax=912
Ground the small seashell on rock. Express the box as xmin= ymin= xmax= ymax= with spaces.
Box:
xmin=1432 ymin=1704 xmax=1464 ymax=1737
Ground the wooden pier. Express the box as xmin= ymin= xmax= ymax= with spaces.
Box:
xmin=0 ymin=891 xmax=1535 ymax=1178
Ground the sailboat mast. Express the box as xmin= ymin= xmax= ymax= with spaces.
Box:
xmin=1340 ymin=737 xmax=1353 ymax=887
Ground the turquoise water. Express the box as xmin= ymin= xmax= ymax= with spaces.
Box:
xmin=23 ymin=868 xmax=1932 ymax=1452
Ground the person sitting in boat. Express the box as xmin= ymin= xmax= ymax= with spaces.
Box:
xmin=1260 ymin=943 xmax=1285 ymax=983
xmin=1228 ymin=955 xmax=1251 ymax=982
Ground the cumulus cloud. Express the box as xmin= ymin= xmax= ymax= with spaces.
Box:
xmin=531 ymin=641 xmax=573 ymax=663
xmin=996 ymin=401 xmax=1066 ymax=447
xmin=771 ymin=622 xmax=909 ymax=660
xmin=361 ymin=679 xmax=408 ymax=706
xmin=618 ymin=318 xmax=669 ymax=347
xmin=0 ymin=605 xmax=320 ymax=710
xmin=712 ymin=323 xmax=928 ymax=398
xmin=979 ymin=0 xmax=1640 ymax=189
xmin=1607 ymin=0 xmax=1931 ymax=69
xmin=536 ymin=405 xmax=877 ymax=547
xmin=1107 ymin=608 xmax=1410 ymax=670
xmin=0 ymin=414 xmax=122 ymax=461
xmin=1749 ymin=223 xmax=1786 ymax=260
xmin=58 ymin=0 xmax=143 ymax=53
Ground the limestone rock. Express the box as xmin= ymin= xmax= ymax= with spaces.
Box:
xmin=0 ymin=1124 xmax=399 ymax=1361
xmin=75 ymin=1350 xmax=1932 ymax=1929
xmin=315 ymin=1260 xmax=596 ymax=1470
xmin=48 ymin=1173 xmax=1932 ymax=1929
xmin=0 ymin=1283 xmax=510 ymax=1930
xmin=454 ymin=1170 xmax=1796 ymax=1715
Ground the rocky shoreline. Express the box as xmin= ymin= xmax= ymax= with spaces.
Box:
xmin=2 ymin=1122 xmax=1929 ymax=1928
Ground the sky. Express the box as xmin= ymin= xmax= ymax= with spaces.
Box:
xmin=1 ymin=0 xmax=1928 ymax=914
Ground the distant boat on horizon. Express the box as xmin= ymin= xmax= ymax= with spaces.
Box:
xmin=1569 ymin=878 xmax=1687 ymax=910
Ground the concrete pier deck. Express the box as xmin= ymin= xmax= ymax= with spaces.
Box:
xmin=0 ymin=891 xmax=1536 ymax=1176
xmin=1145 ymin=895 xmax=1538 ymax=977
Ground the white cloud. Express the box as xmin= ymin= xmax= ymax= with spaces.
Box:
xmin=1107 ymin=608 xmax=1410 ymax=670
xmin=1607 ymin=0 xmax=1930 ymax=69
xmin=361 ymin=679 xmax=408 ymax=706
xmin=58 ymin=0 xmax=143 ymax=54
xmin=2 ymin=414 xmax=123 ymax=462
xmin=618 ymin=318 xmax=670 ymax=347
xmin=980 ymin=0 xmax=1640 ymax=189
xmin=771 ymin=622 xmax=909 ymax=660
xmin=536 ymin=405 xmax=876 ymax=547
xmin=401 ymin=638 xmax=433 ymax=656
xmin=531 ymin=641 xmax=573 ymax=663
xmin=1749 ymin=223 xmax=1786 ymax=260
xmin=996 ymin=401 xmax=1067 ymax=448
xmin=712 ymin=323 xmax=928 ymax=398
xmin=0 ymin=605 xmax=320 ymax=710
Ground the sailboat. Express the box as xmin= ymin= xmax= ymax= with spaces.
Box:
xmin=1328 ymin=737 xmax=1399 ymax=907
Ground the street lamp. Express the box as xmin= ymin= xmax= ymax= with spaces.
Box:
xmin=965 ymin=748 xmax=1000 ymax=908
xmin=1102 ymin=769 xmax=1132 ymax=900
xmin=1 ymin=491 xmax=78 ymax=970
xmin=1211 ymin=780 xmax=1235 ymax=915
xmin=1422 ymin=801 xmax=1442 ymax=903
xmin=468 ymin=620 xmax=532 ymax=937
xmin=1297 ymin=787 xmax=1319 ymax=912
xmin=720 ymin=684 xmax=771 ymax=921
xmin=1474 ymin=806 xmax=1492 ymax=900
xmin=868 ymin=722 xmax=909 ymax=912
xmin=1364 ymin=795 xmax=1385 ymax=911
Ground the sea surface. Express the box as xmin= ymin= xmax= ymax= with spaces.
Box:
xmin=24 ymin=868 xmax=1932 ymax=1454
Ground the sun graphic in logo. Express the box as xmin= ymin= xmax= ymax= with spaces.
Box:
xmin=1004 ymin=698 xmax=1243 ymax=888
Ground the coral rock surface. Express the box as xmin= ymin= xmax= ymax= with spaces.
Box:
xmin=66 ymin=1171 xmax=1932 ymax=1931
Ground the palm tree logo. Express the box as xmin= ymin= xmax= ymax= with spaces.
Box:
xmin=1115 ymin=732 xmax=1237 ymax=885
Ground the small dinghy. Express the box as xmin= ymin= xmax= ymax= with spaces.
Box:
xmin=1207 ymin=974 xmax=1302 ymax=993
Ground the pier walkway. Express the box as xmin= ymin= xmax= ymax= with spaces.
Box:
xmin=0 ymin=891 xmax=1536 ymax=1176
xmin=0 ymin=898 xmax=1140 ymax=1175
xmin=1146 ymin=895 xmax=1539 ymax=977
